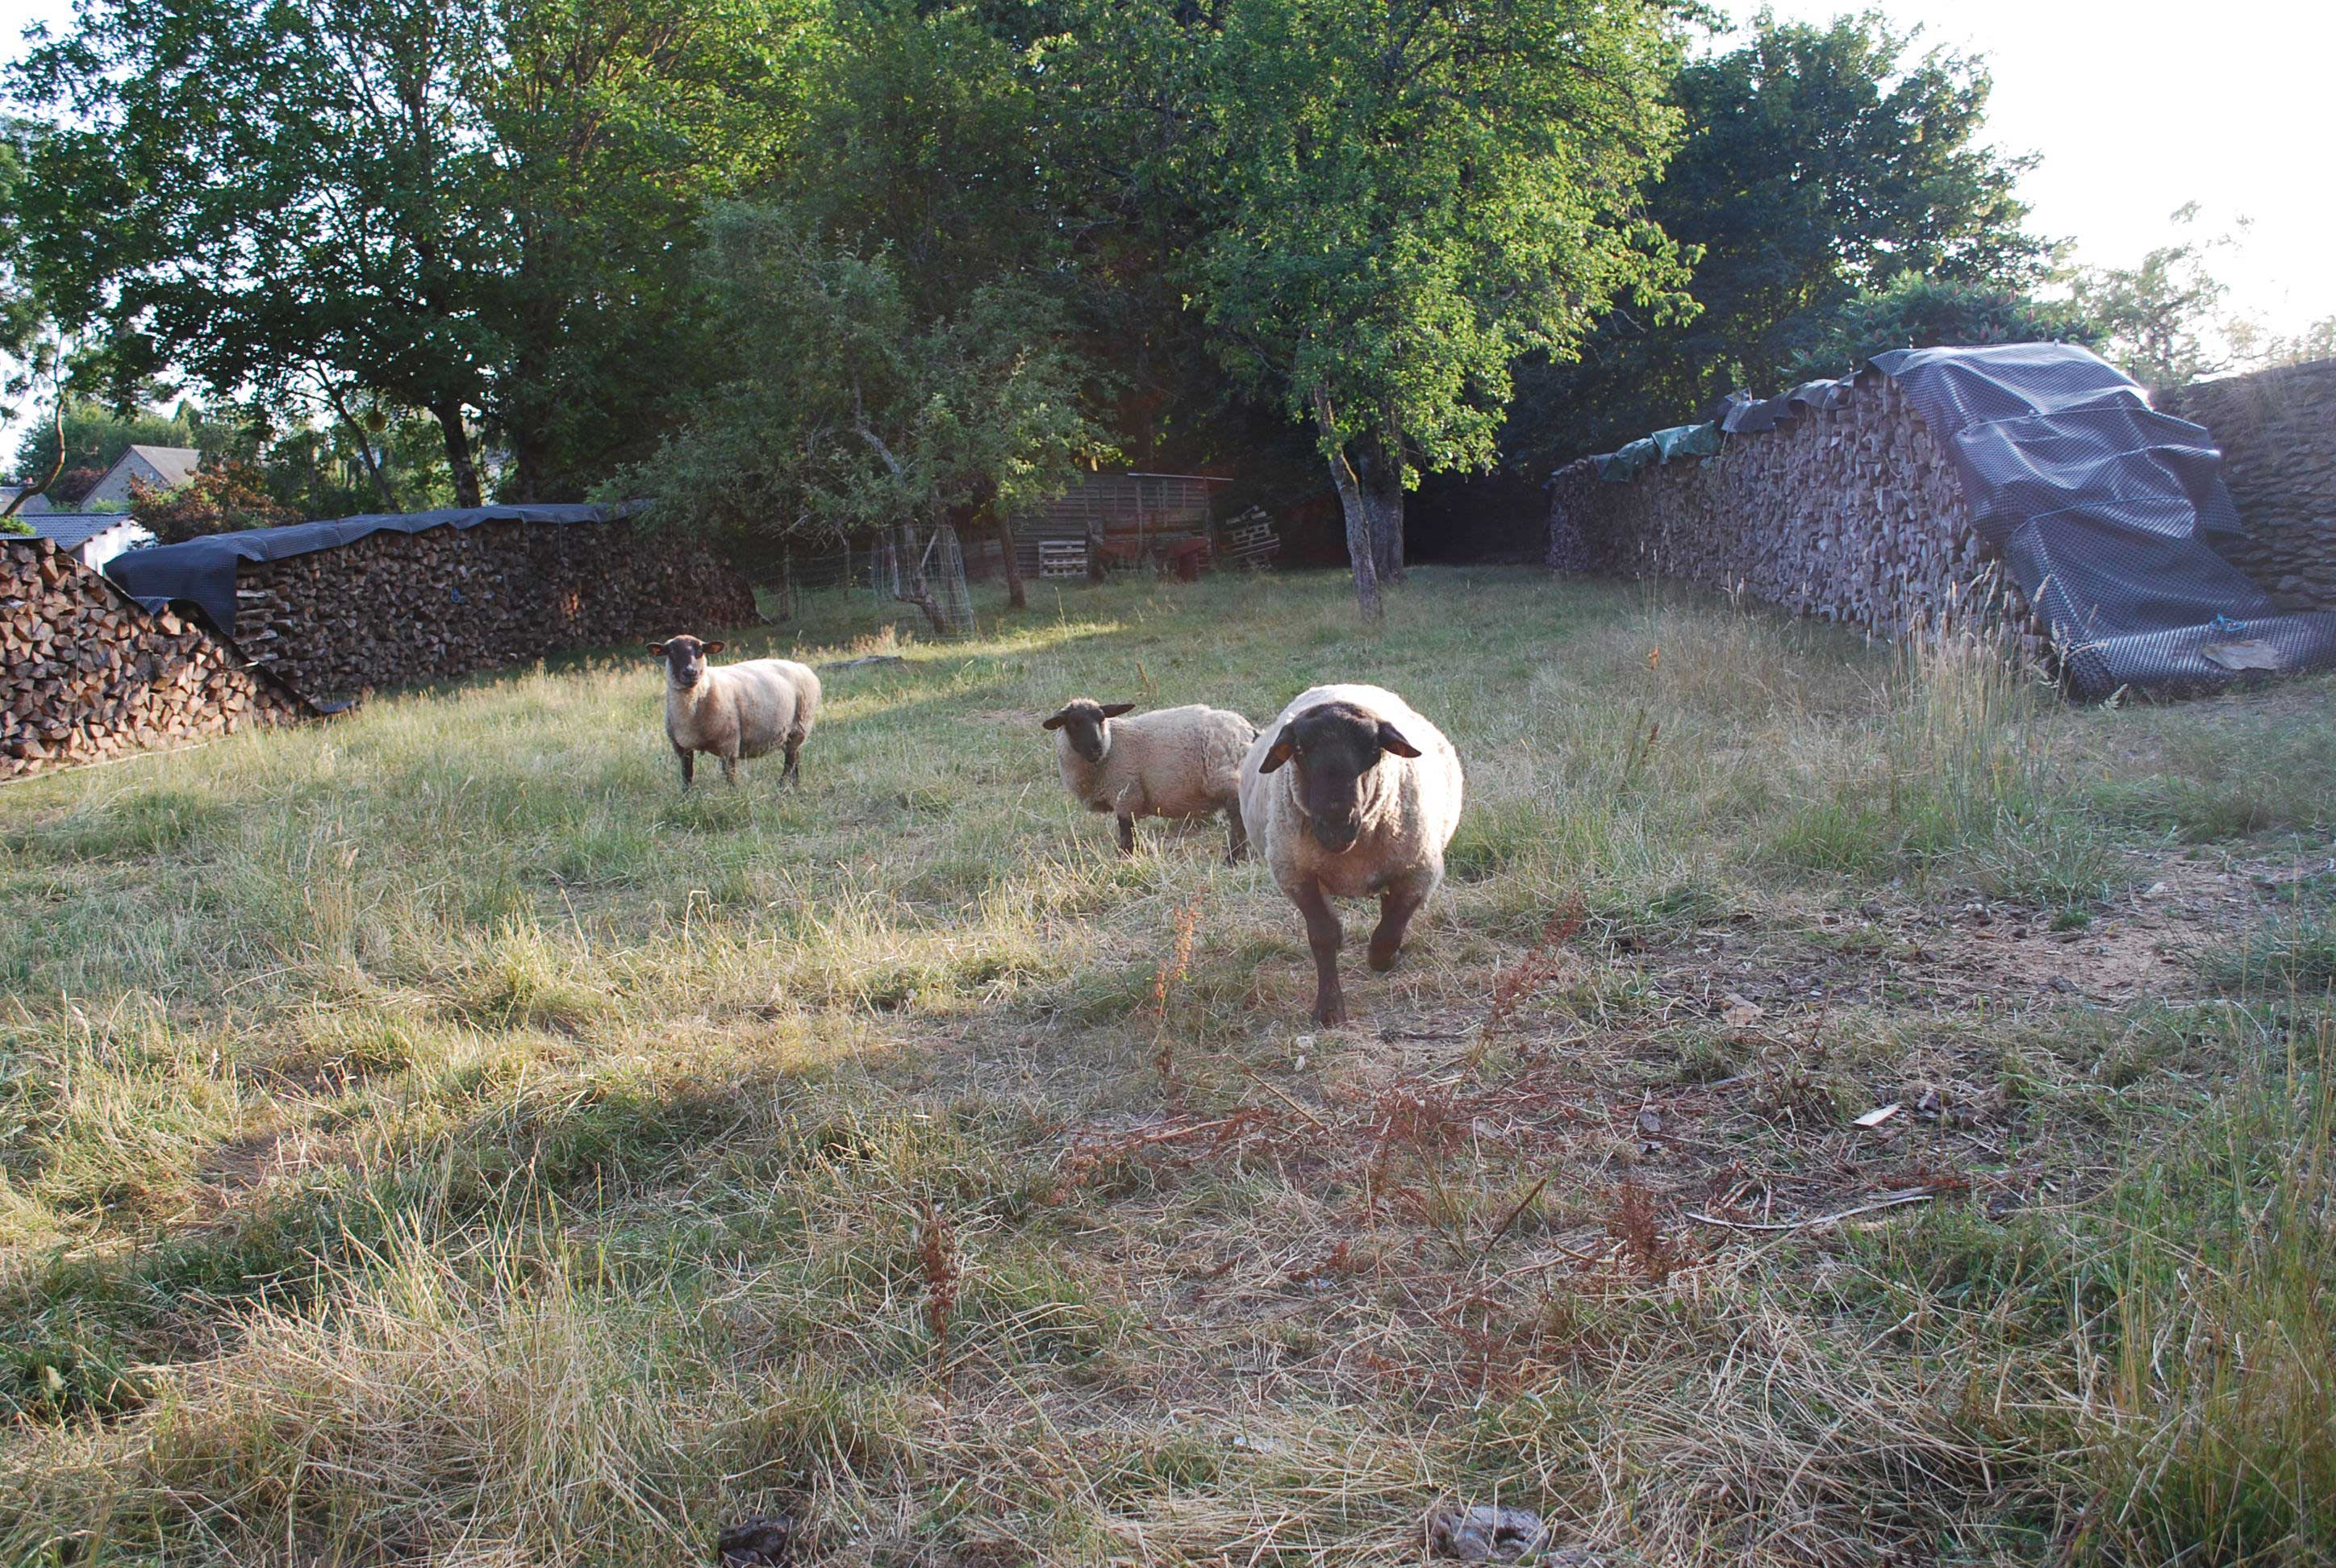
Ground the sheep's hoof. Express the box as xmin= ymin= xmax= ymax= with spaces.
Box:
xmin=1312 ymin=998 xmax=1347 ymax=1027
xmin=1367 ymin=942 xmax=1403 ymax=973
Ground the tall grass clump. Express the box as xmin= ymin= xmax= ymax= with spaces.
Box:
xmin=1772 ymin=618 xmax=2114 ymax=903
xmin=2072 ymin=1022 xmax=2336 ymax=1565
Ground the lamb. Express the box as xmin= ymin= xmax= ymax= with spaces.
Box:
xmin=647 ymin=634 xmax=820 ymax=790
xmin=1237 ymin=683 xmax=1464 ymax=1025
xmin=1041 ymin=698 xmax=1258 ymax=861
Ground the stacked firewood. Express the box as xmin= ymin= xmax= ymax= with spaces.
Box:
xmin=2157 ymin=359 xmax=2336 ymax=613
xmin=230 ymin=519 xmax=760 ymax=699
xmin=1549 ymin=370 xmax=2049 ymax=661
xmin=2 ymin=537 xmax=307 ymax=780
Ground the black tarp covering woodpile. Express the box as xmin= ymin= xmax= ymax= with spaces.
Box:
xmin=1551 ymin=343 xmax=2336 ymax=699
xmin=109 ymin=506 xmax=758 ymax=702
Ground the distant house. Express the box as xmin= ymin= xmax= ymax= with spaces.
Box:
xmin=80 ymin=444 xmax=202 ymax=508
xmin=0 ymin=486 xmax=52 ymax=516
xmin=25 ymin=512 xmax=158 ymax=572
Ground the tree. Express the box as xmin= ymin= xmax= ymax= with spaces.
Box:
xmin=1504 ymin=10 xmax=2050 ymax=470
xmin=1780 ymin=272 xmax=2100 ymax=382
xmin=14 ymin=400 xmax=205 ymax=503
xmin=1 ymin=116 xmax=54 ymax=530
xmin=129 ymin=458 xmax=299 ymax=542
xmin=2071 ymin=204 xmax=2234 ymax=391
xmin=2227 ymin=315 xmax=2336 ymax=372
xmin=12 ymin=0 xmax=814 ymax=507
xmin=1181 ymin=0 xmax=1690 ymax=618
xmin=621 ymin=206 xmax=1114 ymax=620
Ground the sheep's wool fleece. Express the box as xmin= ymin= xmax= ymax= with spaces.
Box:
xmin=1240 ymin=683 xmax=1463 ymax=900
xmin=668 ymin=658 xmax=819 ymax=757
xmin=1057 ymin=704 xmax=1252 ymax=819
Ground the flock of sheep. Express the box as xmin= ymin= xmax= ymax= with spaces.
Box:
xmin=646 ymin=634 xmax=1463 ymax=1025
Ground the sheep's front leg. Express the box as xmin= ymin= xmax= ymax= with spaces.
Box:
xmin=1291 ymin=880 xmax=1346 ymax=1025
xmin=1368 ymin=884 xmax=1427 ymax=973
xmin=1116 ymin=813 xmax=1136 ymax=855
xmin=719 ymin=754 xmax=740 ymax=787
xmin=1224 ymin=804 xmax=1249 ymax=866
xmin=674 ymin=746 xmax=695 ymax=790
xmin=781 ymin=738 xmax=803 ymax=787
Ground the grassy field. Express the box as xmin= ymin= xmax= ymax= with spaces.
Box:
xmin=1 ymin=566 xmax=2331 ymax=1567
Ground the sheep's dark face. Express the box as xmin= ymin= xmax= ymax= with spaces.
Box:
xmin=1041 ymin=699 xmax=1135 ymax=765
xmin=1257 ymin=701 xmax=1423 ymax=853
xmin=647 ymin=635 xmax=724 ymax=690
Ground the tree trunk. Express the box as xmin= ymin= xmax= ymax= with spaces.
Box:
xmin=1357 ymin=436 xmax=1405 ymax=582
xmin=1365 ymin=466 xmax=1404 ymax=582
xmin=891 ymin=523 xmax=951 ymax=636
xmin=1312 ymin=386 xmax=1382 ymax=620
xmin=433 ymin=399 xmax=482 ymax=508
xmin=0 ymin=395 xmax=65 ymax=523
xmin=996 ymin=510 xmax=1028 ymax=611
xmin=321 ymin=381 xmax=399 ymax=511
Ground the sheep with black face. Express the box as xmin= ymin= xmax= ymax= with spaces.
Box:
xmin=1042 ymin=698 xmax=1257 ymax=861
xmin=647 ymin=634 xmax=820 ymax=790
xmin=1238 ymin=683 xmax=1463 ymax=1024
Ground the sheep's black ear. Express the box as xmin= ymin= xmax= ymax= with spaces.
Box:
xmin=1099 ymin=703 xmax=1137 ymax=718
xmin=1377 ymin=722 xmax=1422 ymax=759
xmin=1041 ymin=708 xmax=1070 ymax=731
xmin=704 ymin=640 xmax=725 ymax=655
xmin=1258 ymin=733 xmax=1295 ymax=774
xmin=646 ymin=643 xmax=665 ymax=656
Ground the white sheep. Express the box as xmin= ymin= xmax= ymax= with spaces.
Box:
xmin=647 ymin=633 xmax=820 ymax=789
xmin=1041 ymin=698 xmax=1258 ymax=861
xmin=1238 ymin=683 xmax=1464 ymax=1024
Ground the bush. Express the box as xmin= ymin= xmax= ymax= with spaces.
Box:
xmin=129 ymin=457 xmax=298 ymax=541
xmin=1783 ymin=273 xmax=2101 ymax=382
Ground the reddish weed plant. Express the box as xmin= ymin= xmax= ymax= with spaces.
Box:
xmin=1482 ymin=901 xmax=1587 ymax=1034
xmin=1150 ymin=895 xmax=1203 ymax=1090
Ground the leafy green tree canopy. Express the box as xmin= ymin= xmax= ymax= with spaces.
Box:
xmin=1782 ymin=272 xmax=2100 ymax=382
xmin=1183 ymin=0 xmax=1692 ymax=615
xmin=11 ymin=0 xmax=816 ymax=507
xmin=620 ymin=205 xmax=1114 ymax=611
xmin=1504 ymin=9 xmax=2051 ymax=470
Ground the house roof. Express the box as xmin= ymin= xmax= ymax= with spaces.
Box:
xmin=25 ymin=512 xmax=147 ymax=553
xmin=122 ymin=444 xmax=202 ymax=489
xmin=1 ymin=486 xmax=52 ymax=515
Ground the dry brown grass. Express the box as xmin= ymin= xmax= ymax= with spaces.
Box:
xmin=0 ymin=568 xmax=2330 ymax=1565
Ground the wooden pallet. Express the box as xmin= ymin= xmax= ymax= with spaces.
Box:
xmin=1219 ymin=518 xmax=1280 ymax=569
xmin=1038 ymin=539 xmax=1089 ymax=579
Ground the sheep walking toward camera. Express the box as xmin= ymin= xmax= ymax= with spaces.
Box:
xmin=648 ymin=634 xmax=820 ymax=790
xmin=1239 ymin=683 xmax=1463 ymax=1025
xmin=1042 ymin=699 xmax=1257 ymax=861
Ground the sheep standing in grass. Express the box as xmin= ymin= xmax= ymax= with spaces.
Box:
xmin=1239 ymin=684 xmax=1463 ymax=1025
xmin=1042 ymin=699 xmax=1257 ymax=861
xmin=648 ymin=634 xmax=820 ymax=790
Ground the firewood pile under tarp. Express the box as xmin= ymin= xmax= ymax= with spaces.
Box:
xmin=2 ymin=536 xmax=311 ymax=780
xmin=1547 ymin=369 xmax=2038 ymax=653
xmin=109 ymin=505 xmax=759 ymax=702
xmin=1550 ymin=343 xmax=2336 ymax=699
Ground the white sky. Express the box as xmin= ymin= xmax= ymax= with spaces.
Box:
xmin=2 ymin=0 xmax=2330 ymax=390
xmin=1733 ymin=0 xmax=2335 ymax=338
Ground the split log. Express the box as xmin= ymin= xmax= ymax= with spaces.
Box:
xmin=2 ymin=538 xmax=307 ymax=781
xmin=224 ymin=517 xmax=759 ymax=701
xmin=1547 ymin=368 xmax=2051 ymax=665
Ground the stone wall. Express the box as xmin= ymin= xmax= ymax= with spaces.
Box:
xmin=1547 ymin=369 xmax=2040 ymax=652
xmin=2155 ymin=358 xmax=2336 ymax=611
xmin=230 ymin=518 xmax=760 ymax=700
xmin=2 ymin=536 xmax=308 ymax=780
